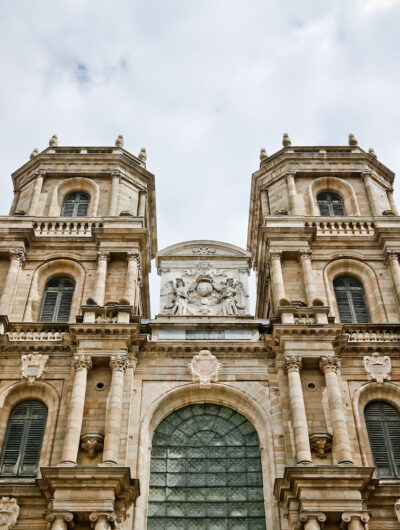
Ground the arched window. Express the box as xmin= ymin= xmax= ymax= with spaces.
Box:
xmin=317 ymin=192 xmax=346 ymax=216
xmin=61 ymin=191 xmax=90 ymax=217
xmin=40 ymin=276 xmax=75 ymax=322
xmin=0 ymin=400 xmax=47 ymax=477
xmin=365 ymin=401 xmax=400 ymax=478
xmin=148 ymin=404 xmax=266 ymax=529
xmin=333 ymin=275 xmax=370 ymax=323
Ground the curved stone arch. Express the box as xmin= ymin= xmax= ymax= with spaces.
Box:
xmin=23 ymin=258 xmax=86 ymax=322
xmin=352 ymin=381 xmax=400 ymax=467
xmin=323 ymin=257 xmax=387 ymax=323
xmin=49 ymin=177 xmax=100 ymax=217
xmin=133 ymin=382 xmax=279 ymax=530
xmin=307 ymin=176 xmax=360 ymax=216
xmin=0 ymin=381 xmax=60 ymax=474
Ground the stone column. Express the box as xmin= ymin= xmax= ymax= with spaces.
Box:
xmin=284 ymin=355 xmax=312 ymax=464
xmin=298 ymin=249 xmax=321 ymax=307
xmin=300 ymin=513 xmax=326 ymax=530
xmin=47 ymin=512 xmax=74 ymax=530
xmin=286 ymin=170 xmax=299 ymax=215
xmin=270 ymin=249 xmax=289 ymax=310
xmin=9 ymin=189 xmax=21 ymax=215
xmin=386 ymin=250 xmax=400 ymax=303
xmin=0 ymin=249 xmax=25 ymax=315
xmin=124 ymin=251 xmax=140 ymax=308
xmin=320 ymin=356 xmax=353 ymax=464
xmin=93 ymin=251 xmax=110 ymax=306
xmin=363 ymin=170 xmax=380 ymax=216
xmin=387 ymin=187 xmax=398 ymax=214
xmin=109 ymin=171 xmax=120 ymax=216
xmin=102 ymin=354 xmax=129 ymax=464
xmin=341 ymin=512 xmax=370 ymax=529
xmin=28 ymin=171 xmax=44 ymax=216
xmin=89 ymin=512 xmax=116 ymax=530
xmin=137 ymin=190 xmax=147 ymax=217
xmin=60 ymin=355 xmax=92 ymax=465
xmin=260 ymin=190 xmax=269 ymax=216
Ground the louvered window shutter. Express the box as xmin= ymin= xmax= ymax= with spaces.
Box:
xmin=317 ymin=192 xmax=346 ymax=216
xmin=333 ymin=276 xmax=370 ymax=324
xmin=40 ymin=277 xmax=75 ymax=322
xmin=365 ymin=401 xmax=400 ymax=477
xmin=0 ymin=400 xmax=47 ymax=477
xmin=62 ymin=191 xmax=90 ymax=217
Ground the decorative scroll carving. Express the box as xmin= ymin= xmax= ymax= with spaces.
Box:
xmin=21 ymin=352 xmax=48 ymax=383
xmin=341 ymin=512 xmax=370 ymax=525
xmin=299 ymin=512 xmax=326 ymax=523
xmin=192 ymin=247 xmax=216 ymax=256
xmin=320 ymin=355 xmax=341 ymax=374
xmin=89 ymin=511 xmax=116 ymax=523
xmin=46 ymin=511 xmax=74 ymax=524
xmin=97 ymin=251 xmax=110 ymax=263
xmin=72 ymin=355 xmax=92 ymax=371
xmin=110 ymin=354 xmax=129 ymax=373
xmin=283 ymin=355 xmax=302 ymax=373
xmin=298 ymin=248 xmax=312 ymax=261
xmin=81 ymin=433 xmax=104 ymax=458
xmin=269 ymin=249 xmax=283 ymax=262
xmin=309 ymin=432 xmax=333 ymax=458
xmin=385 ymin=249 xmax=400 ymax=264
xmin=363 ymin=352 xmax=391 ymax=383
xmin=188 ymin=350 xmax=221 ymax=388
xmin=0 ymin=497 xmax=20 ymax=530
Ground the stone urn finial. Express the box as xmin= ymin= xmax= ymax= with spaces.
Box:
xmin=49 ymin=134 xmax=58 ymax=147
xmin=260 ymin=148 xmax=268 ymax=161
xmin=138 ymin=147 xmax=147 ymax=162
xmin=348 ymin=133 xmax=358 ymax=146
xmin=115 ymin=134 xmax=124 ymax=148
xmin=282 ymin=133 xmax=291 ymax=147
xmin=30 ymin=148 xmax=39 ymax=159
xmin=368 ymin=147 xmax=377 ymax=158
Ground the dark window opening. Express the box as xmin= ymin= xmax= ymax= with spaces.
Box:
xmin=317 ymin=192 xmax=345 ymax=216
xmin=333 ymin=275 xmax=370 ymax=323
xmin=40 ymin=276 xmax=75 ymax=322
xmin=61 ymin=191 xmax=90 ymax=217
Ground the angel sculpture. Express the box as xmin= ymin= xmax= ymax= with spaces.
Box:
xmin=218 ymin=278 xmax=245 ymax=316
xmin=363 ymin=352 xmax=391 ymax=383
xmin=163 ymin=278 xmax=190 ymax=315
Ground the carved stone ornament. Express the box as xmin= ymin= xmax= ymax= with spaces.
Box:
xmin=309 ymin=432 xmax=333 ymax=458
xmin=72 ymin=355 xmax=92 ymax=371
xmin=0 ymin=498 xmax=19 ymax=530
xmin=81 ymin=433 xmax=104 ymax=458
xmin=341 ymin=512 xmax=370 ymax=525
xmin=89 ymin=511 xmax=116 ymax=527
xmin=188 ymin=350 xmax=222 ymax=388
xmin=363 ymin=352 xmax=391 ymax=383
xmin=45 ymin=511 xmax=74 ymax=524
xmin=283 ymin=355 xmax=302 ymax=373
xmin=395 ymin=498 xmax=400 ymax=522
xmin=9 ymin=249 xmax=25 ymax=266
xmin=110 ymin=354 xmax=128 ymax=373
xmin=320 ymin=355 xmax=341 ymax=374
xmin=385 ymin=249 xmax=400 ymax=264
xmin=299 ymin=512 xmax=326 ymax=523
xmin=21 ymin=352 xmax=48 ymax=383
xmin=192 ymin=247 xmax=216 ymax=256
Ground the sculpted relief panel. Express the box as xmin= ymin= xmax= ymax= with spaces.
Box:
xmin=157 ymin=242 xmax=251 ymax=316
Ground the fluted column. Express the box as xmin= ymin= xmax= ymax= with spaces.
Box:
xmin=284 ymin=355 xmax=312 ymax=464
xmin=320 ymin=356 xmax=353 ymax=464
xmin=28 ymin=171 xmax=44 ymax=216
xmin=298 ymin=249 xmax=320 ymax=307
xmin=137 ymin=190 xmax=147 ymax=217
xmin=270 ymin=249 xmax=289 ymax=310
xmin=386 ymin=250 xmax=400 ymax=303
xmin=102 ymin=354 xmax=129 ymax=464
xmin=363 ymin=170 xmax=380 ymax=216
xmin=109 ymin=171 xmax=120 ymax=216
xmin=89 ymin=512 xmax=116 ymax=530
xmin=341 ymin=512 xmax=370 ymax=529
xmin=60 ymin=355 xmax=92 ymax=465
xmin=387 ymin=187 xmax=398 ymax=214
xmin=0 ymin=249 xmax=25 ymax=315
xmin=124 ymin=251 xmax=140 ymax=308
xmin=286 ymin=170 xmax=299 ymax=215
xmin=300 ymin=513 xmax=326 ymax=530
xmin=93 ymin=251 xmax=110 ymax=306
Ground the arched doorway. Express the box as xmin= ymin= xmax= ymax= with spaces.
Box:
xmin=147 ymin=403 xmax=266 ymax=529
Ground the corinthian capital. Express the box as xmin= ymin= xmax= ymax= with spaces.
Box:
xmin=110 ymin=354 xmax=128 ymax=372
xmin=72 ymin=355 xmax=92 ymax=371
xmin=284 ymin=355 xmax=302 ymax=373
xmin=9 ymin=248 xmax=25 ymax=265
xmin=320 ymin=355 xmax=341 ymax=374
xmin=385 ymin=249 xmax=400 ymax=264
xmin=127 ymin=250 xmax=141 ymax=264
xmin=298 ymin=248 xmax=312 ymax=262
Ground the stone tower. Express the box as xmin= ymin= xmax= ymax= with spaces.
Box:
xmin=0 ymin=135 xmax=399 ymax=529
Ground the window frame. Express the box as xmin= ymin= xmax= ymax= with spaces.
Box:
xmin=40 ymin=276 xmax=75 ymax=322
xmin=333 ymin=275 xmax=370 ymax=323
xmin=61 ymin=191 xmax=90 ymax=217
xmin=317 ymin=191 xmax=346 ymax=216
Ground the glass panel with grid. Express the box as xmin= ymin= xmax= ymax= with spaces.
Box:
xmin=148 ymin=404 xmax=266 ymax=529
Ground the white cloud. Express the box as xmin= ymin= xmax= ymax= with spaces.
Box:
xmin=358 ymin=0 xmax=400 ymax=16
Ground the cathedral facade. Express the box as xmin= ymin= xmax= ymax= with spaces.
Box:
xmin=0 ymin=134 xmax=399 ymax=529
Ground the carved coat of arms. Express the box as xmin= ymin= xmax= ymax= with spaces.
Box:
xmin=188 ymin=350 xmax=222 ymax=387
xmin=0 ymin=497 xmax=19 ymax=530
xmin=363 ymin=352 xmax=391 ymax=383
xmin=21 ymin=353 xmax=49 ymax=383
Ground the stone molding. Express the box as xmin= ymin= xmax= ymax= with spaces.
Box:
xmin=0 ymin=497 xmax=20 ymax=530
xmin=283 ymin=354 xmax=302 ymax=373
xmin=320 ymin=355 xmax=341 ymax=374
xmin=363 ymin=352 xmax=391 ymax=383
xmin=110 ymin=354 xmax=128 ymax=373
xmin=72 ymin=354 xmax=92 ymax=371
xmin=188 ymin=349 xmax=221 ymax=387
xmin=21 ymin=352 xmax=48 ymax=383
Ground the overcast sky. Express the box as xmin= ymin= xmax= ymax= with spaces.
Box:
xmin=1 ymin=0 xmax=400 ymax=315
